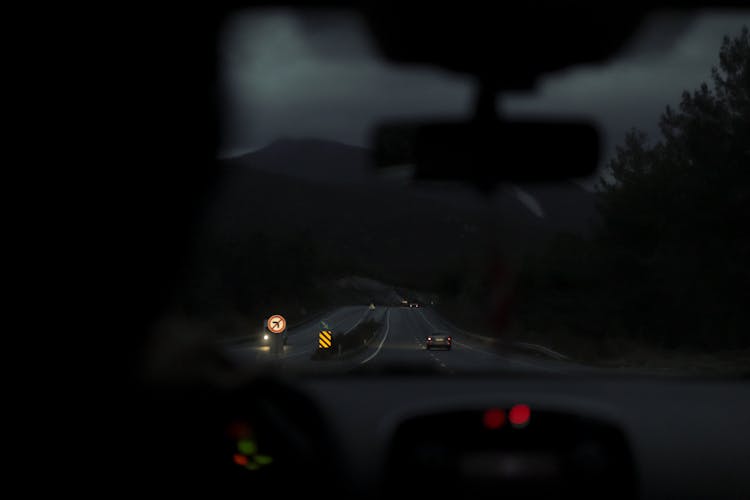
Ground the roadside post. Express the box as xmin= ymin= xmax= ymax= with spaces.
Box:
xmin=267 ymin=314 xmax=286 ymax=357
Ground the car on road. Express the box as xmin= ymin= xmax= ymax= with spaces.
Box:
xmin=426 ymin=333 xmax=452 ymax=350
xmin=409 ymin=302 xmax=421 ymax=308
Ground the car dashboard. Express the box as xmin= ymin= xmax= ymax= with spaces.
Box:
xmin=130 ymin=373 xmax=750 ymax=499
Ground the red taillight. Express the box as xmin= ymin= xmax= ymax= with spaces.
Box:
xmin=427 ymin=337 xmax=432 ymax=341
xmin=447 ymin=336 xmax=452 ymax=342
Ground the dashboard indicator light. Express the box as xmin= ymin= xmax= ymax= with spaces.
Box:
xmin=238 ymin=439 xmax=257 ymax=455
xmin=483 ymin=408 xmax=506 ymax=429
xmin=509 ymin=404 xmax=531 ymax=427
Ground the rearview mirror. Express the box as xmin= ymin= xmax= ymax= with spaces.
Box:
xmin=373 ymin=120 xmax=600 ymax=189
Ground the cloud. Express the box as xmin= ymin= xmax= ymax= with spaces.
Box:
xmin=220 ymin=8 xmax=750 ymax=162
xmin=502 ymin=10 xmax=750 ymax=156
xmin=219 ymin=10 xmax=472 ymax=155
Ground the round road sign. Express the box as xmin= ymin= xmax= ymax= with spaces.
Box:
xmin=267 ymin=314 xmax=286 ymax=334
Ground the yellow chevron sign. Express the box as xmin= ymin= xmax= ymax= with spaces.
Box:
xmin=318 ymin=330 xmax=333 ymax=349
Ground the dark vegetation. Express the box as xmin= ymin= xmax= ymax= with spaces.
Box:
xmin=517 ymin=27 xmax=750 ymax=352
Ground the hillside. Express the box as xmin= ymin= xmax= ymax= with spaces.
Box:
xmin=183 ymin=138 xmax=599 ymax=319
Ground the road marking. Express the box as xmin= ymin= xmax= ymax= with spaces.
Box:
xmin=360 ymin=309 xmax=391 ymax=364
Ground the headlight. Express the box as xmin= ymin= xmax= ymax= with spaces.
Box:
xmin=263 ymin=334 xmax=269 ymax=340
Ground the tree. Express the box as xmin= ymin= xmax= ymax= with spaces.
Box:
xmin=595 ymin=26 xmax=750 ymax=349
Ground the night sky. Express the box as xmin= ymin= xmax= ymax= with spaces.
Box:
xmin=219 ymin=8 xmax=749 ymax=182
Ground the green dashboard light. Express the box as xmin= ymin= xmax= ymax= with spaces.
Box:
xmin=237 ymin=439 xmax=257 ymax=455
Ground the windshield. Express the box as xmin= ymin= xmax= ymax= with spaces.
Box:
xmin=154 ymin=8 xmax=750 ymax=378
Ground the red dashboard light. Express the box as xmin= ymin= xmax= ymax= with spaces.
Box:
xmin=509 ymin=404 xmax=531 ymax=427
xmin=483 ymin=408 xmax=506 ymax=429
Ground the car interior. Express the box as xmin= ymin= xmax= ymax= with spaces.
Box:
xmin=94 ymin=2 xmax=750 ymax=499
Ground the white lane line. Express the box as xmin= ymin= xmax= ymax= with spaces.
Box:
xmin=360 ymin=308 xmax=391 ymax=364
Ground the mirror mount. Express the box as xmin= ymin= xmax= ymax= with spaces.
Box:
xmin=474 ymin=79 xmax=499 ymax=124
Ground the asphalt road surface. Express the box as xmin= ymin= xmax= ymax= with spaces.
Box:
xmin=225 ymin=306 xmax=576 ymax=374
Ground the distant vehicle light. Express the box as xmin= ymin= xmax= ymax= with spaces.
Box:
xmin=263 ymin=334 xmax=269 ymax=340
xmin=427 ymin=337 xmax=432 ymax=341
xmin=509 ymin=404 xmax=531 ymax=427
